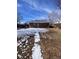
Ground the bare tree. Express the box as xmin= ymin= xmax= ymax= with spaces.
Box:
xmin=17 ymin=15 xmax=22 ymax=24
xmin=48 ymin=11 xmax=61 ymax=24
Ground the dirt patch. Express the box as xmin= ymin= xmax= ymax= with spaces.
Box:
xmin=17 ymin=35 xmax=34 ymax=59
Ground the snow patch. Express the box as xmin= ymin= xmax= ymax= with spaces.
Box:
xmin=17 ymin=28 xmax=48 ymax=37
xmin=34 ymin=32 xmax=40 ymax=42
xmin=32 ymin=44 xmax=43 ymax=59
xmin=32 ymin=32 xmax=43 ymax=59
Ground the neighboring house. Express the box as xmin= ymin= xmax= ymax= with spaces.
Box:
xmin=29 ymin=20 xmax=50 ymax=28
xmin=17 ymin=20 xmax=61 ymax=28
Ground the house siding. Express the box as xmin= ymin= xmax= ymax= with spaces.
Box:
xmin=29 ymin=23 xmax=49 ymax=28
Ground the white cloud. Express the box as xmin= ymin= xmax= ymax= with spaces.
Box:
xmin=23 ymin=0 xmax=52 ymax=13
xmin=36 ymin=16 xmax=48 ymax=20
xmin=42 ymin=8 xmax=52 ymax=13
xmin=23 ymin=0 xmax=38 ymax=8
xmin=17 ymin=3 xmax=22 ymax=7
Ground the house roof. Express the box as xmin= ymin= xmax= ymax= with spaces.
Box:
xmin=29 ymin=20 xmax=50 ymax=23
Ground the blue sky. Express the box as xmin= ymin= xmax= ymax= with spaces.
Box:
xmin=17 ymin=0 xmax=61 ymax=22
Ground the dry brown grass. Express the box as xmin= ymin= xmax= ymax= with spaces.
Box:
xmin=40 ymin=27 xmax=61 ymax=59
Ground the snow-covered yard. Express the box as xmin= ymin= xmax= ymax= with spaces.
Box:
xmin=17 ymin=28 xmax=48 ymax=36
xmin=17 ymin=28 xmax=48 ymax=59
